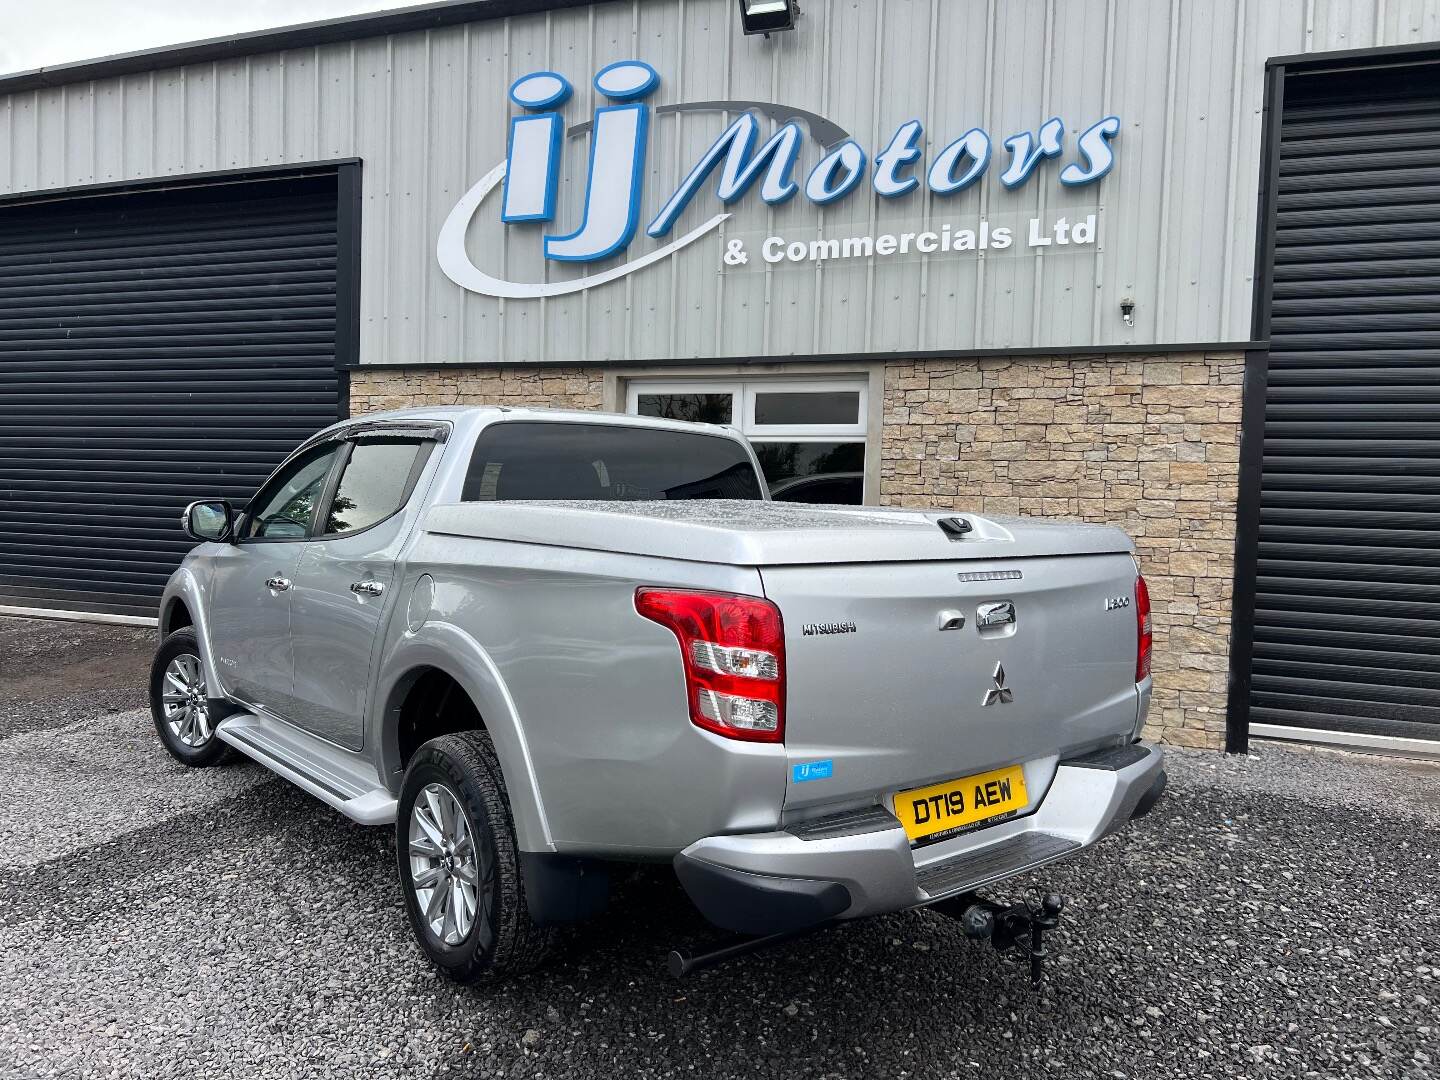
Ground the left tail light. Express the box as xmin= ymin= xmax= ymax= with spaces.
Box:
xmin=1135 ymin=573 xmax=1153 ymax=682
xmin=635 ymin=588 xmax=786 ymax=743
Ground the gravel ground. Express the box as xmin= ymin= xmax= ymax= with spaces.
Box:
xmin=1 ymin=615 xmax=1438 ymax=1079
xmin=0 ymin=616 xmax=154 ymax=740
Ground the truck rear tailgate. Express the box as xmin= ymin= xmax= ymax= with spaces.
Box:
xmin=764 ymin=553 xmax=1143 ymax=823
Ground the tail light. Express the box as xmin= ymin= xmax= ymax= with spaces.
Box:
xmin=635 ymin=588 xmax=785 ymax=743
xmin=1135 ymin=573 xmax=1153 ymax=682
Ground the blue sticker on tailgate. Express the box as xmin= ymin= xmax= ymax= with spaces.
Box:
xmin=792 ymin=760 xmax=834 ymax=783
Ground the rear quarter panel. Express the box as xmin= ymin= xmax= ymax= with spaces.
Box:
xmin=375 ymin=534 xmax=789 ymax=856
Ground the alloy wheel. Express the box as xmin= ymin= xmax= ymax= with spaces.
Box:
xmin=161 ymin=653 xmax=212 ymax=748
xmin=408 ymin=782 xmax=491 ymax=946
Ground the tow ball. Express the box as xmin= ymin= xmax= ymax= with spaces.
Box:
xmin=935 ymin=888 xmax=1068 ymax=986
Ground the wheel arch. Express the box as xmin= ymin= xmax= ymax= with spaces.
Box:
xmin=161 ymin=596 xmax=194 ymax=636
xmin=158 ymin=567 xmax=227 ymax=699
xmin=376 ymin=623 xmax=552 ymax=853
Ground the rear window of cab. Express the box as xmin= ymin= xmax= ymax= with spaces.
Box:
xmin=460 ymin=421 xmax=764 ymax=502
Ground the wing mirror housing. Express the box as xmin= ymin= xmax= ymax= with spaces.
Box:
xmin=182 ymin=500 xmax=235 ymax=543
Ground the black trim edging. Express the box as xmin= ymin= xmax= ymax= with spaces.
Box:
xmin=0 ymin=158 xmax=361 ymax=207
xmin=1224 ymin=59 xmax=1286 ymax=758
xmin=335 ymin=159 xmax=364 ymax=411
xmin=342 ymin=341 xmax=1263 ymax=372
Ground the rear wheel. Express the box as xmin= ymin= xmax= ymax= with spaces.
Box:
xmin=149 ymin=628 xmax=232 ymax=767
xmin=397 ymin=731 xmax=555 ymax=981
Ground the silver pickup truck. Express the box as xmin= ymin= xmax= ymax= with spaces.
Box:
xmin=153 ymin=406 xmax=1165 ymax=982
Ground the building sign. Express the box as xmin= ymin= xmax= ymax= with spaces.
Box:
xmin=437 ymin=62 xmax=1119 ymax=300
xmin=720 ymin=210 xmax=1099 ymax=273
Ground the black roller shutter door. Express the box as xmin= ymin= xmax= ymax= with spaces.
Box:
xmin=1253 ymin=64 xmax=1440 ymax=742
xmin=0 ymin=173 xmax=345 ymax=619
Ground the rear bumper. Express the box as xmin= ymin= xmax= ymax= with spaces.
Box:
xmin=675 ymin=742 xmax=1165 ymax=936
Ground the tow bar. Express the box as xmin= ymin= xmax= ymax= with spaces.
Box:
xmin=667 ymin=923 xmax=832 ymax=978
xmin=667 ymin=889 xmax=1067 ymax=983
xmin=935 ymin=887 xmax=1068 ymax=986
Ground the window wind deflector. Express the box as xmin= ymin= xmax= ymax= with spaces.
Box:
xmin=937 ymin=517 xmax=973 ymax=540
xmin=347 ymin=421 xmax=451 ymax=443
xmin=298 ymin=420 xmax=451 ymax=454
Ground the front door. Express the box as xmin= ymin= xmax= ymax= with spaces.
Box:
xmin=289 ymin=437 xmax=434 ymax=750
xmin=206 ymin=443 xmax=342 ymax=717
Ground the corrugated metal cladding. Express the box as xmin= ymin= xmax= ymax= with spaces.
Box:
xmin=1252 ymin=62 xmax=1440 ymax=743
xmin=0 ymin=175 xmax=343 ymax=617
xmin=3 ymin=0 xmax=1439 ymax=366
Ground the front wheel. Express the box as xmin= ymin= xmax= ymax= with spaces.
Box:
xmin=149 ymin=629 xmax=233 ymax=767
xmin=397 ymin=731 xmax=555 ymax=981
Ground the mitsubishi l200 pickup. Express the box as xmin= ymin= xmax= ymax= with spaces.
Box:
xmin=152 ymin=406 xmax=1165 ymax=982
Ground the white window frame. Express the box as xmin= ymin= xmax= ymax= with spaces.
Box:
xmin=624 ymin=377 xmax=869 ymax=441
xmin=622 ymin=374 xmax=873 ymax=501
xmin=623 ymin=380 xmax=741 ymax=426
xmin=742 ymin=379 xmax=868 ymax=439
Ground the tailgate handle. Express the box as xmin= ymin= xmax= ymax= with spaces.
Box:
xmin=976 ymin=600 xmax=1015 ymax=628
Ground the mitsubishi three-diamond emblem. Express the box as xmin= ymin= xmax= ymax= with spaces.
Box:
xmin=982 ymin=662 xmax=1014 ymax=707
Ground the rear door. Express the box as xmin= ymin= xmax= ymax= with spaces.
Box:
xmin=288 ymin=436 xmax=436 ymax=750
xmin=764 ymin=553 xmax=1142 ymax=813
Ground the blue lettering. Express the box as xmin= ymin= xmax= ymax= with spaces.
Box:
xmin=543 ymin=62 xmax=658 ymax=263
xmin=804 ymin=140 xmax=867 ymax=204
xmin=1060 ymin=115 xmax=1121 ymax=186
xmin=647 ymin=114 xmax=802 ymax=239
xmin=927 ymin=127 xmax=991 ymax=195
xmin=998 ymin=117 xmax=1065 ymax=189
xmin=873 ymin=120 xmax=924 ymax=198
xmin=501 ymin=72 xmax=572 ymax=223
xmin=495 ymin=64 xmax=1123 ymax=267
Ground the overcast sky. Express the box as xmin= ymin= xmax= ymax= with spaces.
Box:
xmin=0 ymin=0 xmax=410 ymax=76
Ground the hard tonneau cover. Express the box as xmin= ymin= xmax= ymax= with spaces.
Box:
xmin=423 ymin=500 xmax=1134 ymax=566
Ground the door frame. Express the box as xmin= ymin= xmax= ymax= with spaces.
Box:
xmin=1225 ymin=42 xmax=1440 ymax=754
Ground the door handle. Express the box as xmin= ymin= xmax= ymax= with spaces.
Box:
xmin=265 ymin=577 xmax=292 ymax=592
xmin=350 ymin=580 xmax=385 ymax=597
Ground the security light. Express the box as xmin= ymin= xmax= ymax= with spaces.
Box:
xmin=738 ymin=0 xmax=799 ymax=36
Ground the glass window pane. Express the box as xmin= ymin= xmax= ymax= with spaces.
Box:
xmin=321 ymin=440 xmax=424 ymax=535
xmin=636 ymin=392 xmax=734 ymax=425
xmin=462 ymin=422 xmax=764 ymax=501
xmin=753 ymin=391 xmax=859 ymax=426
xmin=243 ymin=446 xmax=340 ymax=540
xmin=754 ymin=441 xmax=865 ymax=504
xmin=770 ymin=475 xmax=865 ymax=504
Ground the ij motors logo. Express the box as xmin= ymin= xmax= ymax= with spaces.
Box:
xmin=437 ymin=61 xmax=1120 ymax=300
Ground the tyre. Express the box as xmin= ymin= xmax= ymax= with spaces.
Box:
xmin=149 ymin=628 xmax=233 ymax=767
xmin=397 ymin=731 xmax=555 ymax=981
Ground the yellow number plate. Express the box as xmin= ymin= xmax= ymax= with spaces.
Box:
xmin=892 ymin=764 xmax=1029 ymax=844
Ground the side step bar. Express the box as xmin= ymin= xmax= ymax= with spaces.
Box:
xmin=216 ymin=712 xmax=397 ymax=825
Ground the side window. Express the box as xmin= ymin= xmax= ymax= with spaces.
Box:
xmin=242 ymin=445 xmax=341 ymax=540
xmin=319 ymin=440 xmax=426 ymax=536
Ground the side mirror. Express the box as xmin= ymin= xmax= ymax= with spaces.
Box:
xmin=182 ymin=500 xmax=234 ymax=543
